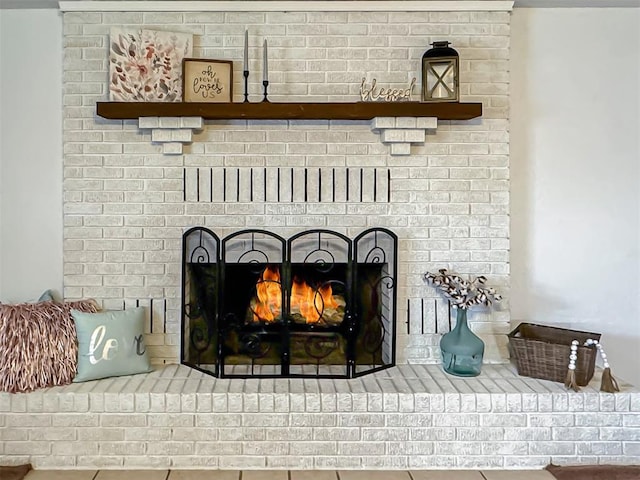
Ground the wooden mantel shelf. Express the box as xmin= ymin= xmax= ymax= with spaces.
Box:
xmin=96 ymin=101 xmax=482 ymax=121
xmin=96 ymin=101 xmax=482 ymax=155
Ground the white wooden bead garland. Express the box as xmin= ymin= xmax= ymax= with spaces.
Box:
xmin=565 ymin=338 xmax=620 ymax=393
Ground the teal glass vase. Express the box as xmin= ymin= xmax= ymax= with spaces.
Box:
xmin=439 ymin=308 xmax=484 ymax=377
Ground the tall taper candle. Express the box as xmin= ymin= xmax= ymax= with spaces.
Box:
xmin=243 ymin=30 xmax=248 ymax=72
xmin=263 ymin=39 xmax=268 ymax=82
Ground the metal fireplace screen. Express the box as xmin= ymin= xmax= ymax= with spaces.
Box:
xmin=181 ymin=228 xmax=397 ymax=378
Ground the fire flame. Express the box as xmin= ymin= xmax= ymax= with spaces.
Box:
xmin=291 ymin=278 xmax=339 ymax=324
xmin=252 ymin=267 xmax=339 ymax=324
xmin=253 ymin=266 xmax=282 ymax=322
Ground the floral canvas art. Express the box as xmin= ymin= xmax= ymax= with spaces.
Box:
xmin=109 ymin=28 xmax=193 ymax=101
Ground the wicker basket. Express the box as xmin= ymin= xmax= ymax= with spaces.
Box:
xmin=508 ymin=323 xmax=601 ymax=386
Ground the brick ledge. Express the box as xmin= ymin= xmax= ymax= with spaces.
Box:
xmin=1 ymin=364 xmax=637 ymax=411
xmin=1 ymin=365 xmax=638 ymax=470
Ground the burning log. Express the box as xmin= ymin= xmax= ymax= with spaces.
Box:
xmin=247 ymin=266 xmax=346 ymax=326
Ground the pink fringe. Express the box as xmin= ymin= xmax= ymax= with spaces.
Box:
xmin=0 ymin=300 xmax=98 ymax=393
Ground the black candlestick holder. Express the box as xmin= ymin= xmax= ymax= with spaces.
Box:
xmin=262 ymin=80 xmax=269 ymax=102
xmin=243 ymin=71 xmax=249 ymax=103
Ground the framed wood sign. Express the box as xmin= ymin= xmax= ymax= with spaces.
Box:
xmin=182 ymin=58 xmax=233 ymax=103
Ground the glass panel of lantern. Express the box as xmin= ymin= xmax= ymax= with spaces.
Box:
xmin=421 ymin=41 xmax=459 ymax=102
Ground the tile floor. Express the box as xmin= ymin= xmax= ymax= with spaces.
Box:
xmin=23 ymin=470 xmax=557 ymax=480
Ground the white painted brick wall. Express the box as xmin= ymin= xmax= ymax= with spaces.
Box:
xmin=62 ymin=9 xmax=510 ymax=366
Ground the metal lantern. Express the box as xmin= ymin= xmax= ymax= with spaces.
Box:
xmin=421 ymin=41 xmax=459 ymax=103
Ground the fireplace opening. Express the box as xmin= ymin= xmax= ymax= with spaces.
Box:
xmin=181 ymin=228 xmax=397 ymax=378
xmin=227 ymin=262 xmax=349 ymax=327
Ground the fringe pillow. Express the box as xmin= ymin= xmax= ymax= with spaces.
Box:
xmin=0 ymin=300 xmax=98 ymax=393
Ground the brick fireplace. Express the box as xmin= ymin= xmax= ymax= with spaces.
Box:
xmin=2 ymin=2 xmax=640 ymax=472
xmin=61 ymin=2 xmax=512 ymax=368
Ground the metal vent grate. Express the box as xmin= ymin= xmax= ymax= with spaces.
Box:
xmin=183 ymin=167 xmax=391 ymax=203
xmin=405 ymin=298 xmax=453 ymax=335
xmin=121 ymin=298 xmax=169 ymax=334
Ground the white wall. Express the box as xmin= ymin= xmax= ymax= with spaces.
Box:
xmin=0 ymin=10 xmax=3 ymax=297
xmin=0 ymin=9 xmax=63 ymax=302
xmin=511 ymin=8 xmax=640 ymax=385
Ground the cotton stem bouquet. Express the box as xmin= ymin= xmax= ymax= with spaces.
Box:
xmin=423 ymin=268 xmax=502 ymax=310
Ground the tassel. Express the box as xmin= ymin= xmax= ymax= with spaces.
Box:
xmin=601 ymin=366 xmax=620 ymax=393
xmin=586 ymin=338 xmax=621 ymax=393
xmin=565 ymin=340 xmax=580 ymax=392
xmin=564 ymin=367 xmax=580 ymax=392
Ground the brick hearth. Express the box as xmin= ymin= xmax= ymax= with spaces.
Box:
xmin=1 ymin=364 xmax=638 ymax=469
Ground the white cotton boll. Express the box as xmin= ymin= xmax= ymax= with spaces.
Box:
xmin=572 ymin=340 xmax=579 ymax=345
xmin=570 ymin=354 xmax=577 ymax=361
xmin=568 ymin=364 xmax=576 ymax=370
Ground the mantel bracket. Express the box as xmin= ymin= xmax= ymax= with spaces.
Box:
xmin=139 ymin=117 xmax=204 ymax=155
xmin=370 ymin=117 xmax=438 ymax=156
